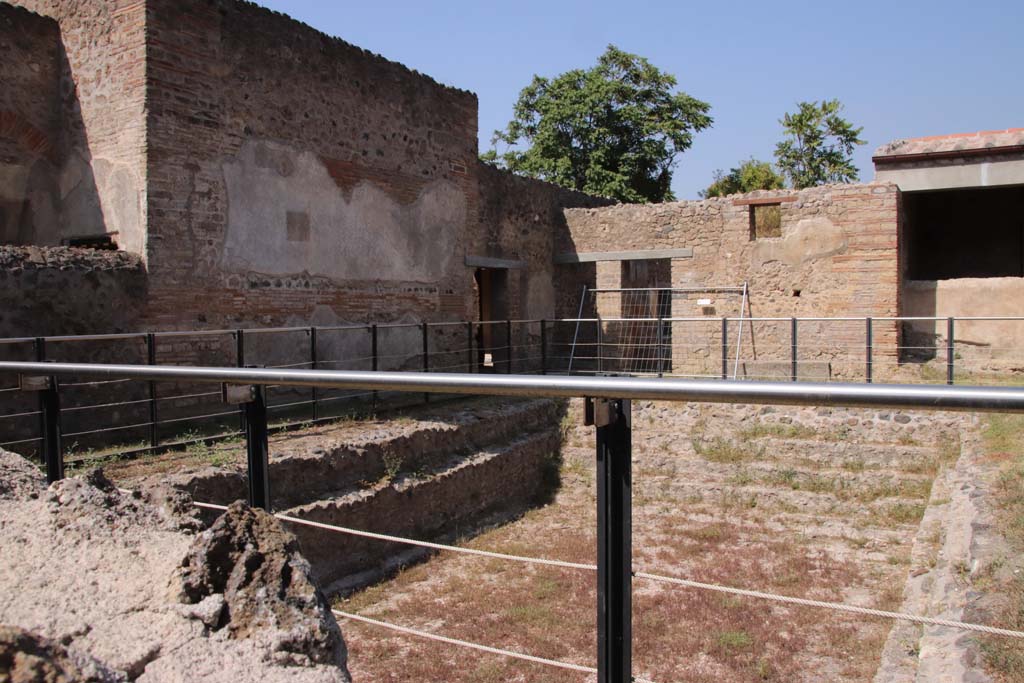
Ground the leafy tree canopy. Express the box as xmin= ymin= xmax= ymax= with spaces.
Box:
xmin=701 ymin=158 xmax=785 ymax=198
xmin=774 ymin=99 xmax=866 ymax=189
xmin=483 ymin=45 xmax=712 ymax=203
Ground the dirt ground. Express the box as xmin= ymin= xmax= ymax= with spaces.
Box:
xmin=334 ymin=400 xmax=962 ymax=683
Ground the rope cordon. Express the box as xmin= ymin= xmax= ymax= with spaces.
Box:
xmin=192 ymin=500 xmax=1024 ymax=639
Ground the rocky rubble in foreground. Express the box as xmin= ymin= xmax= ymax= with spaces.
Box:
xmin=0 ymin=449 xmax=350 ymax=682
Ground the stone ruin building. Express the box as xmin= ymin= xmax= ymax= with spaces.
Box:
xmin=1 ymin=0 xmax=1022 ymax=372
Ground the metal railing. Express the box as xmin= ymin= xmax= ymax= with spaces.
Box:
xmin=2 ymin=315 xmax=1023 ymax=460
xmin=2 ymin=360 xmax=1024 ymax=683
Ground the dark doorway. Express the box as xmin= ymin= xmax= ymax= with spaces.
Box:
xmin=904 ymin=185 xmax=1024 ymax=280
xmin=474 ymin=268 xmax=509 ymax=371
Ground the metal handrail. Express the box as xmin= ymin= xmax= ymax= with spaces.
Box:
xmin=2 ymin=361 xmax=1023 ymax=413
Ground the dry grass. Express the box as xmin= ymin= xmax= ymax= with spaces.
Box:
xmin=335 ymin=405 xmax=944 ymax=682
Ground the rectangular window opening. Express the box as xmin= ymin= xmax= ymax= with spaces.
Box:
xmin=750 ymin=204 xmax=782 ymax=239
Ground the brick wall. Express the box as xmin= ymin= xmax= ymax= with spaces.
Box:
xmin=0 ymin=4 xmax=60 ymax=245
xmin=561 ymin=183 xmax=902 ymax=379
xmin=141 ymin=0 xmax=481 ymax=335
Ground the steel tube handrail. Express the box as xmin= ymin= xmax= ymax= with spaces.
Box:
xmin=2 ymin=362 xmax=1024 ymax=413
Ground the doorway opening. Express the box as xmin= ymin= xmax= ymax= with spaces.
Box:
xmin=474 ymin=268 xmax=509 ymax=372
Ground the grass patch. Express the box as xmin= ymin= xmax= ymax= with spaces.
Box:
xmin=692 ymin=436 xmax=764 ymax=464
xmin=739 ymin=423 xmax=818 ymax=441
xmin=716 ymin=630 xmax=753 ymax=652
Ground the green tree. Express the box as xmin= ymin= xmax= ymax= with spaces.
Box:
xmin=774 ymin=99 xmax=866 ymax=189
xmin=483 ymin=45 xmax=712 ymax=203
xmin=701 ymin=158 xmax=785 ymax=198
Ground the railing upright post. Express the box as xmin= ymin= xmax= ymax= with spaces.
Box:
xmin=656 ymin=318 xmax=664 ymax=378
xmin=597 ymin=320 xmax=604 ymax=374
xmin=422 ymin=322 xmax=430 ymax=404
xmin=467 ymin=322 xmax=474 ymax=373
xmin=40 ymin=375 xmax=63 ymax=484
xmin=791 ymin=317 xmax=798 ymax=382
xmin=506 ymin=319 xmax=513 ymax=374
xmin=310 ymin=327 xmax=319 ymax=421
xmin=947 ymin=317 xmax=955 ymax=385
xmin=235 ymin=329 xmax=246 ymax=432
xmin=540 ymin=319 xmax=548 ymax=375
xmin=146 ymin=333 xmax=158 ymax=448
xmin=589 ymin=398 xmax=632 ymax=683
xmin=721 ymin=318 xmax=728 ymax=380
xmin=34 ymin=337 xmax=46 ymax=452
xmin=865 ymin=317 xmax=873 ymax=384
xmin=371 ymin=324 xmax=379 ymax=411
xmin=244 ymin=385 xmax=270 ymax=511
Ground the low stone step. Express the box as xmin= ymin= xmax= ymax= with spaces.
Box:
xmin=281 ymin=427 xmax=562 ymax=592
xmin=154 ymin=397 xmax=563 ymax=510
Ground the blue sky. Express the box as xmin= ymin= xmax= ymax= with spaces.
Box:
xmin=255 ymin=0 xmax=1023 ymax=200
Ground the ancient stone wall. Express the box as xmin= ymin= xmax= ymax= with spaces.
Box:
xmin=141 ymin=0 xmax=480 ymax=333
xmin=13 ymin=0 xmax=148 ymax=254
xmin=560 ymin=183 xmax=901 ymax=378
xmin=0 ymin=245 xmax=146 ymax=338
xmin=0 ymin=4 xmax=61 ymax=245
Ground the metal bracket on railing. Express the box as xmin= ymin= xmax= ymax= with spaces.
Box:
xmin=222 ymin=383 xmax=257 ymax=405
xmin=584 ymin=397 xmax=631 ymax=429
xmin=19 ymin=374 xmax=53 ymax=392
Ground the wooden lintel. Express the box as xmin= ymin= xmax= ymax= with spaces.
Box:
xmin=732 ymin=196 xmax=798 ymax=207
xmin=465 ymin=255 xmax=527 ymax=270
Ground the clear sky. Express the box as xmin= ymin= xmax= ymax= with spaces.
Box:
xmin=254 ymin=0 xmax=1023 ymax=200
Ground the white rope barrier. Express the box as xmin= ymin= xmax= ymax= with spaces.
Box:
xmin=332 ymin=609 xmax=598 ymax=675
xmin=192 ymin=500 xmax=1024 ymax=639
xmin=192 ymin=501 xmax=595 ymax=572
xmin=632 ymin=571 xmax=1024 ymax=639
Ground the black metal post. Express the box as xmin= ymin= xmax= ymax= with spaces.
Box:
xmin=422 ymin=322 xmax=430 ymax=404
xmin=506 ymin=319 xmax=513 ymax=374
xmin=790 ymin=317 xmax=798 ymax=382
xmin=595 ymin=398 xmax=632 ymax=683
xmin=656 ymin=318 xmax=664 ymax=378
xmin=371 ymin=324 xmax=378 ymax=410
xmin=540 ymin=319 xmax=548 ymax=375
xmin=244 ymin=385 xmax=270 ymax=511
xmin=721 ymin=318 xmax=728 ymax=380
xmin=310 ymin=327 xmax=319 ymax=421
xmin=467 ymin=322 xmax=474 ymax=373
xmin=235 ymin=329 xmax=246 ymax=431
xmin=146 ymin=333 xmax=158 ymax=448
xmin=40 ymin=376 xmax=63 ymax=483
xmin=947 ymin=317 xmax=955 ymax=385
xmin=597 ymin=320 xmax=604 ymax=374
xmin=865 ymin=317 xmax=873 ymax=384
xmin=34 ymin=337 xmax=46 ymax=451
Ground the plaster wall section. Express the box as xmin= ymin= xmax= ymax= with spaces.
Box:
xmin=13 ymin=0 xmax=148 ymax=254
xmin=562 ymin=184 xmax=901 ymax=376
xmin=142 ymin=0 xmax=480 ymax=334
xmin=0 ymin=4 xmax=60 ymax=245
xmin=903 ymin=278 xmax=1024 ymax=362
